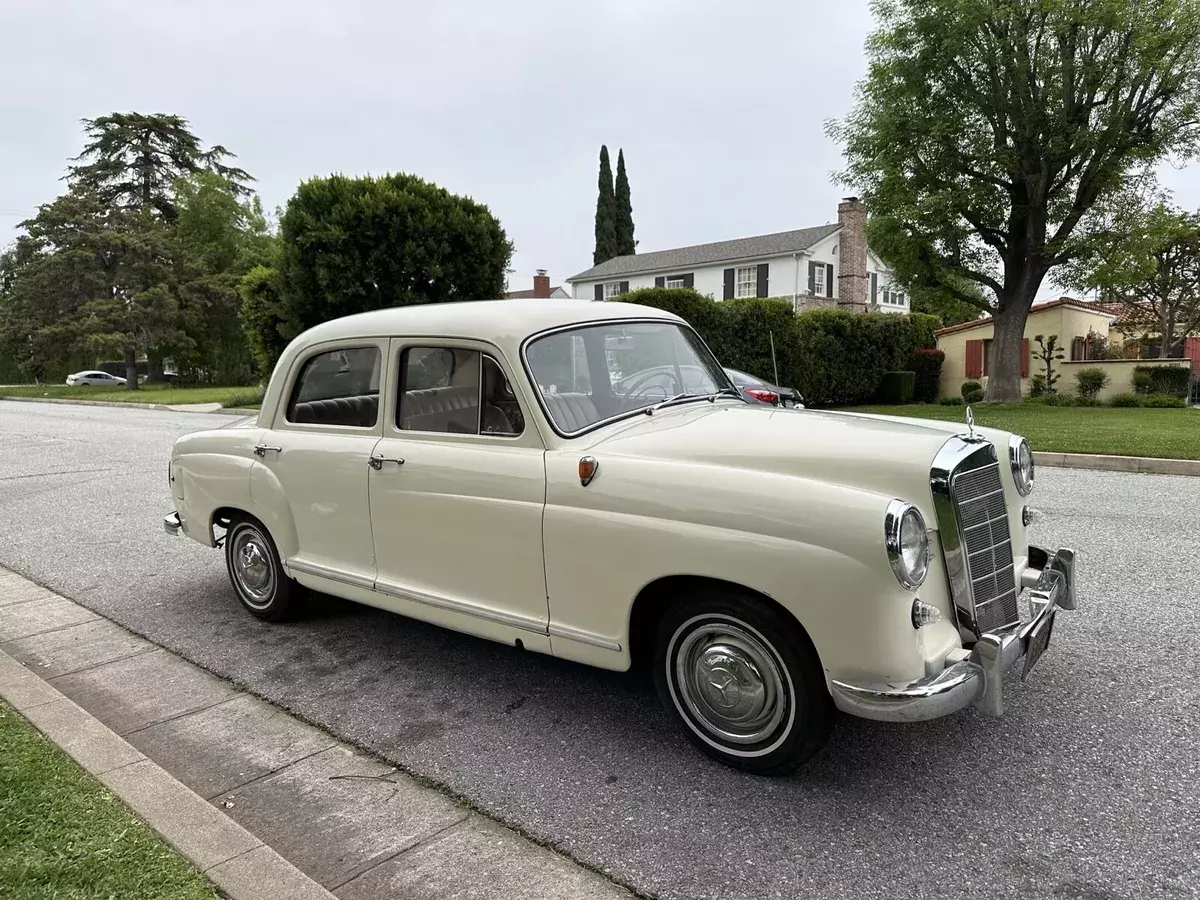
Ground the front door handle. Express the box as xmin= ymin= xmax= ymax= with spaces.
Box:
xmin=368 ymin=454 xmax=405 ymax=470
xmin=254 ymin=444 xmax=282 ymax=458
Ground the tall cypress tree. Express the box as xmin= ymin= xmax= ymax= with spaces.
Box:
xmin=593 ymin=145 xmax=617 ymax=264
xmin=614 ymin=149 xmax=635 ymax=256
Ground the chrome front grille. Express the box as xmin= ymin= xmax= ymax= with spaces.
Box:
xmin=930 ymin=437 xmax=1020 ymax=638
xmin=950 ymin=463 xmax=1019 ymax=634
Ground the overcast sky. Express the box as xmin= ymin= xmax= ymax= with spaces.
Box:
xmin=4 ymin=0 xmax=1199 ymax=302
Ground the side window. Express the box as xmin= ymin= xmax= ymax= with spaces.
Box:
xmin=397 ymin=347 xmax=523 ymax=437
xmin=286 ymin=346 xmax=381 ymax=428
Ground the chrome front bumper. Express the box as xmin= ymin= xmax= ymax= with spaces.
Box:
xmin=164 ymin=511 xmax=183 ymax=536
xmin=830 ymin=547 xmax=1077 ymax=723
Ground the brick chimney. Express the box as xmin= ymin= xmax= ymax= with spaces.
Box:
xmin=533 ymin=269 xmax=551 ymax=299
xmin=836 ymin=197 xmax=869 ymax=313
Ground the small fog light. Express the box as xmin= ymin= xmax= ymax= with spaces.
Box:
xmin=911 ymin=600 xmax=942 ymax=629
xmin=1022 ymin=505 xmax=1033 ymax=527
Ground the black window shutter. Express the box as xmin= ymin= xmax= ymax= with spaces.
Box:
xmin=594 ymin=284 xmax=604 ymax=301
xmin=654 ymin=276 xmax=665 ymax=288
xmin=808 ymin=262 xmax=816 ymax=294
xmin=825 ymin=263 xmax=834 ymax=298
xmin=683 ymin=273 xmax=694 ymax=288
xmin=619 ymin=281 xmax=629 ymax=294
xmin=870 ymin=273 xmax=878 ymax=304
xmin=723 ymin=268 xmax=735 ymax=300
xmin=756 ymin=263 xmax=769 ymax=298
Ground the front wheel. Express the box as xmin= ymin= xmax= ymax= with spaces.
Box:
xmin=224 ymin=516 xmax=301 ymax=622
xmin=653 ymin=591 xmax=833 ymax=775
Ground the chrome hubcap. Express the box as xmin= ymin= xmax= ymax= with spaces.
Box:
xmin=232 ymin=529 xmax=274 ymax=607
xmin=673 ymin=618 xmax=788 ymax=745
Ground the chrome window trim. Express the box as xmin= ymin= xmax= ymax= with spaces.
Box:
xmin=519 ymin=317 xmax=739 ymax=440
xmin=1008 ymin=435 xmax=1034 ymax=496
xmin=884 ymin=499 xmax=927 ymax=591
xmin=930 ymin=436 xmax=1001 ymax=639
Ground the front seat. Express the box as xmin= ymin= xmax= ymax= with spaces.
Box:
xmin=543 ymin=392 xmax=599 ymax=433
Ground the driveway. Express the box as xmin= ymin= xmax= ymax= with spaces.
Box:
xmin=1 ymin=400 xmax=1197 ymax=900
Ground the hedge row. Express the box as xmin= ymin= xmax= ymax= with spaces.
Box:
xmin=616 ymin=287 xmax=939 ymax=407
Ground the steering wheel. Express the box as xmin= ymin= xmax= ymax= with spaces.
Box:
xmin=614 ymin=370 xmax=679 ymax=405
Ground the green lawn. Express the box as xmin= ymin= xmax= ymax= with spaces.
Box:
xmin=0 ymin=382 xmax=262 ymax=408
xmin=0 ymin=702 xmax=219 ymax=900
xmin=849 ymin=403 xmax=1200 ymax=460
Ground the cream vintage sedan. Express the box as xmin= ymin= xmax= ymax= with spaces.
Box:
xmin=164 ymin=301 xmax=1077 ymax=774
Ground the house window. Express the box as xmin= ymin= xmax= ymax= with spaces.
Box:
xmin=735 ymin=266 xmax=758 ymax=298
xmin=812 ymin=265 xmax=826 ymax=297
xmin=666 ymin=277 xmax=686 ymax=289
xmin=882 ymin=289 xmax=906 ymax=306
xmin=602 ymin=282 xmax=624 ymax=301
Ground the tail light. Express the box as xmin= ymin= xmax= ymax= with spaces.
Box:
xmin=746 ymin=388 xmax=779 ymax=404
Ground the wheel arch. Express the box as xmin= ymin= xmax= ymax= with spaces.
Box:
xmin=627 ymin=574 xmax=824 ymax=674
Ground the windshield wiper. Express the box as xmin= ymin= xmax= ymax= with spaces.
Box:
xmin=645 ymin=387 xmax=741 ymax=415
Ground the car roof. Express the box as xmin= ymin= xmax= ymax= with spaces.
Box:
xmin=293 ymin=300 xmax=682 ymax=347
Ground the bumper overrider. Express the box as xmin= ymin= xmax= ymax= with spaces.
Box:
xmin=164 ymin=511 xmax=183 ymax=536
xmin=830 ymin=547 xmax=1077 ymax=722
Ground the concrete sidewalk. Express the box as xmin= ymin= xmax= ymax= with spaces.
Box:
xmin=0 ymin=567 xmax=634 ymax=900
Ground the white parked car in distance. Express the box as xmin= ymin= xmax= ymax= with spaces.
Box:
xmin=165 ymin=301 xmax=1077 ymax=774
xmin=66 ymin=370 xmax=127 ymax=386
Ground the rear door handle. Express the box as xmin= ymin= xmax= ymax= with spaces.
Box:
xmin=254 ymin=444 xmax=282 ymax=457
xmin=368 ymin=454 xmax=405 ymax=470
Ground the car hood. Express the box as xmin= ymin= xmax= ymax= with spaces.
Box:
xmin=583 ymin=402 xmax=1013 ymax=510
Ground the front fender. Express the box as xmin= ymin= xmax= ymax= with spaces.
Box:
xmin=542 ymin=453 xmax=952 ymax=683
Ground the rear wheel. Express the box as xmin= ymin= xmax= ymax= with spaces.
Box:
xmin=653 ymin=589 xmax=833 ymax=775
xmin=223 ymin=515 xmax=301 ymax=621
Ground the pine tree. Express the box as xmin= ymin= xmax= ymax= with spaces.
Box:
xmin=593 ymin=146 xmax=617 ymax=264
xmin=614 ymin=149 xmax=635 ymax=256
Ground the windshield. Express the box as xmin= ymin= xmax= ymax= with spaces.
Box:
xmin=524 ymin=320 xmax=736 ymax=434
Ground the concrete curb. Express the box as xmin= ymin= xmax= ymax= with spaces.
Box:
xmin=1033 ymin=451 xmax=1200 ymax=476
xmin=0 ymin=395 xmax=260 ymax=416
xmin=0 ymin=568 xmax=634 ymax=900
xmin=0 ymin=646 xmax=336 ymax=900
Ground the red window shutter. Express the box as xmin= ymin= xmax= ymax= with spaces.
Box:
xmin=1186 ymin=336 xmax=1200 ymax=372
xmin=1020 ymin=338 xmax=1030 ymax=377
xmin=965 ymin=340 xmax=984 ymax=378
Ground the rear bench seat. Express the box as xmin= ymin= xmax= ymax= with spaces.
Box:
xmin=399 ymin=385 xmax=480 ymax=433
xmin=290 ymin=393 xmax=380 ymax=428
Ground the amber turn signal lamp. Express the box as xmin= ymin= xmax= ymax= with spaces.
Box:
xmin=579 ymin=456 xmax=599 ymax=487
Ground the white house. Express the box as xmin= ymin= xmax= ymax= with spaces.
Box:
xmin=566 ymin=198 xmax=908 ymax=314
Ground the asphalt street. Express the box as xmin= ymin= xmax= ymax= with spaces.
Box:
xmin=1 ymin=399 xmax=1197 ymax=900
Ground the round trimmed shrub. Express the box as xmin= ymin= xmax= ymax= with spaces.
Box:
xmin=1074 ymin=367 xmax=1109 ymax=399
xmin=964 ymin=388 xmax=985 ymax=403
xmin=960 ymin=380 xmax=982 ymax=400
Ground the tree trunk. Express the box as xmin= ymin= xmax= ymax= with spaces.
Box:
xmin=124 ymin=345 xmax=139 ymax=391
xmin=984 ymin=299 xmax=1033 ymax=402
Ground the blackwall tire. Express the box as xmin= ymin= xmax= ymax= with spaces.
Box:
xmin=653 ymin=589 xmax=833 ymax=775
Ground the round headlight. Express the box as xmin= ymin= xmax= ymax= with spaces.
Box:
xmin=885 ymin=500 xmax=929 ymax=591
xmin=1009 ymin=436 xmax=1034 ymax=496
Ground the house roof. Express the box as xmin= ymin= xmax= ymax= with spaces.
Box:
xmin=506 ymin=286 xmax=565 ymax=299
xmin=567 ymin=224 xmax=843 ymax=282
xmin=934 ymin=297 xmax=1117 ymax=337
xmin=1094 ymin=299 xmax=1158 ymax=329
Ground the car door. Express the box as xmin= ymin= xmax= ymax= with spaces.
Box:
xmin=367 ymin=338 xmax=549 ymax=648
xmin=250 ymin=340 xmax=386 ymax=586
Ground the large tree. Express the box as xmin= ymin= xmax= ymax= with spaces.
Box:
xmin=68 ymin=113 xmax=252 ymax=222
xmin=240 ymin=172 xmax=511 ymax=375
xmin=1064 ymin=197 xmax=1200 ymax=356
xmin=614 ymin=149 xmax=636 ymax=257
xmin=832 ymin=0 xmax=1200 ymax=401
xmin=594 ymin=145 xmax=618 ymax=264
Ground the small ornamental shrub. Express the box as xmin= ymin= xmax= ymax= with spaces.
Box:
xmin=1074 ymin=367 xmax=1110 ymax=399
xmin=1040 ymin=392 xmax=1078 ymax=407
xmin=877 ymin=371 xmax=917 ymax=404
xmin=964 ymin=388 xmax=985 ymax=403
xmin=1131 ymin=369 xmax=1154 ymax=394
xmin=1029 ymin=373 xmax=1047 ymax=397
xmin=1109 ymin=393 xmax=1142 ymax=407
xmin=960 ymin=380 xmax=982 ymax=400
xmin=938 ymin=395 xmax=965 ymax=406
xmin=1141 ymin=392 xmax=1187 ymax=408
xmin=912 ymin=348 xmax=945 ymax=402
